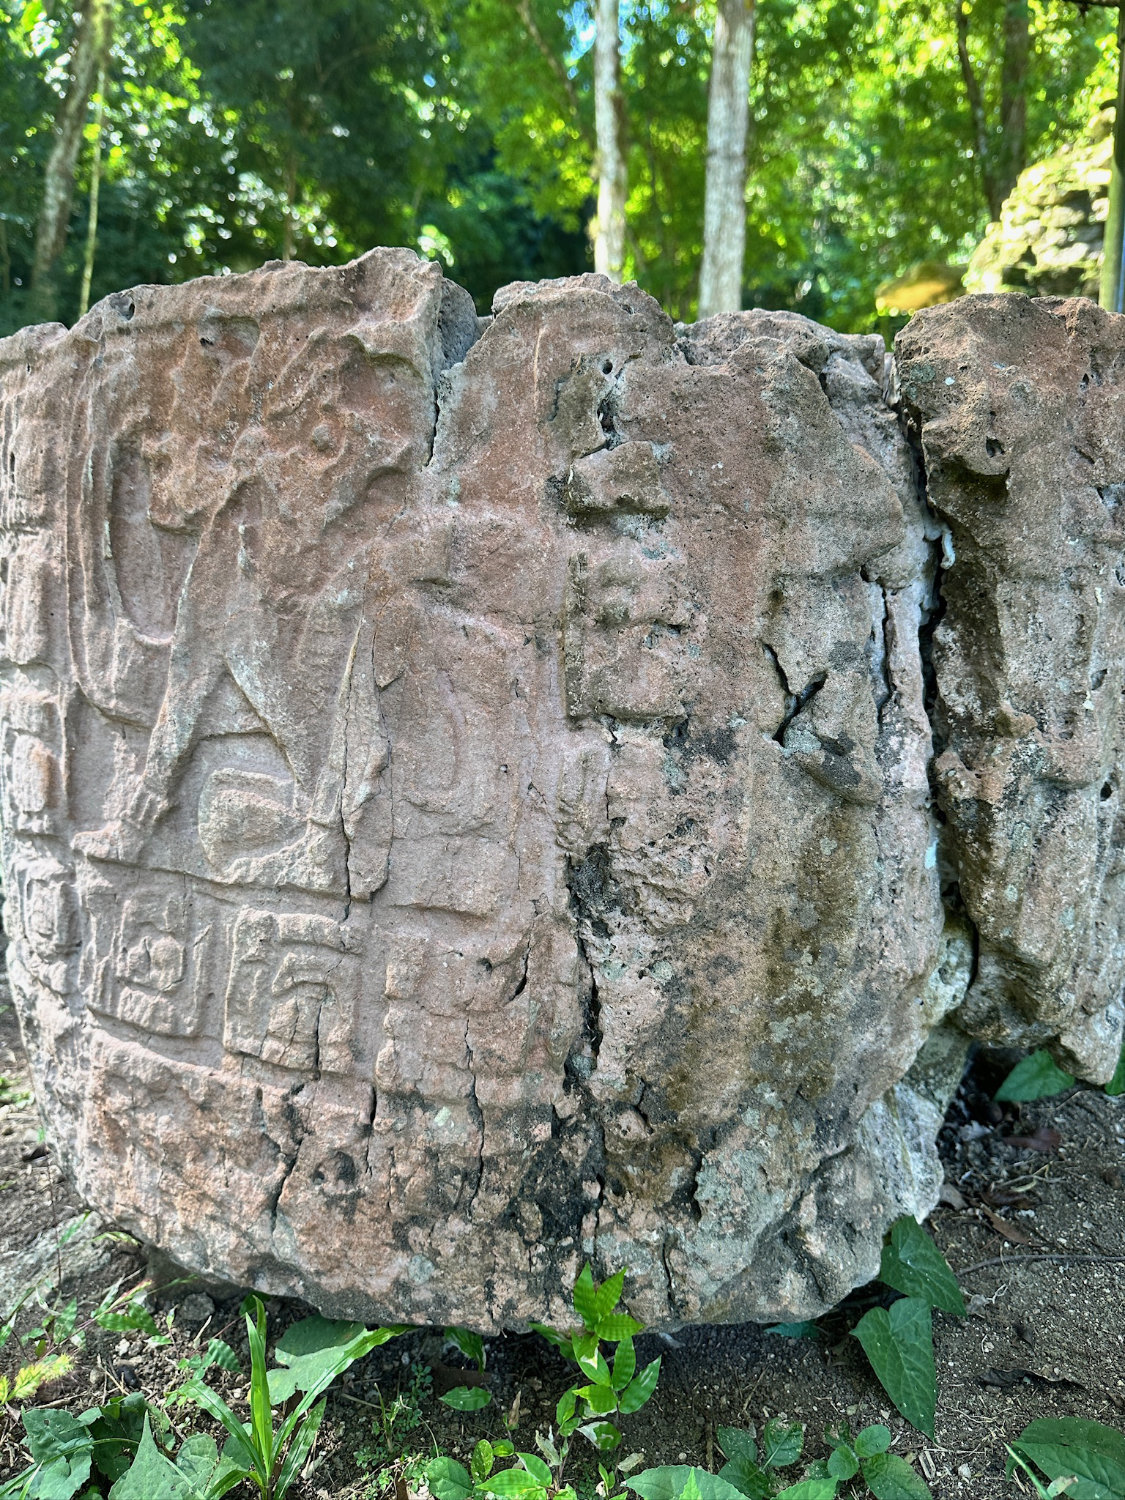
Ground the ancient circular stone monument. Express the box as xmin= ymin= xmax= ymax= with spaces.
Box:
xmin=0 ymin=251 xmax=1122 ymax=1330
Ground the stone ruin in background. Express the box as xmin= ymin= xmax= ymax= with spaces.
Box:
xmin=0 ymin=250 xmax=1122 ymax=1331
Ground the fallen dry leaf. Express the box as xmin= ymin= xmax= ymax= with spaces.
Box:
xmin=939 ymin=1182 xmax=967 ymax=1210
xmin=980 ymin=1205 xmax=1036 ymax=1244
xmin=1004 ymin=1128 xmax=1061 ymax=1154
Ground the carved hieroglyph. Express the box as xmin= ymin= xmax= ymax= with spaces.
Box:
xmin=1 ymin=255 xmax=1122 ymax=1330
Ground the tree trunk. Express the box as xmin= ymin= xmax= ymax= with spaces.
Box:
xmin=997 ymin=0 xmax=1030 ymax=206
xmin=954 ymin=0 xmax=1003 ymax=221
xmin=282 ymin=149 xmax=298 ymax=261
xmin=593 ymin=0 xmax=626 ymax=281
xmin=30 ymin=0 xmax=115 ymax=321
xmin=77 ymin=65 xmax=107 ymax=319
xmin=698 ymin=0 xmax=756 ymax=318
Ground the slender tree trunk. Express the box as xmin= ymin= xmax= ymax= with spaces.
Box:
xmin=698 ymin=0 xmax=756 ymax=318
xmin=282 ymin=149 xmax=298 ymax=261
xmin=31 ymin=0 xmax=114 ymax=321
xmin=954 ymin=1 xmax=1002 ymax=220
xmin=593 ymin=0 xmax=626 ymax=281
xmin=997 ymin=0 xmax=1030 ymax=205
xmin=77 ymin=65 xmax=106 ymax=319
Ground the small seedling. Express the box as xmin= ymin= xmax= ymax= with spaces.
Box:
xmin=442 ymin=1325 xmax=491 ymax=1410
xmin=530 ymin=1261 xmax=660 ymax=1462
xmin=357 ymin=1361 xmax=435 ymax=1494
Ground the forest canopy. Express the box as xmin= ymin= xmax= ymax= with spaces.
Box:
xmin=0 ymin=0 xmax=1118 ymax=337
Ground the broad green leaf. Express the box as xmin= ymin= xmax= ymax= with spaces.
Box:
xmin=572 ymin=1331 xmax=600 ymax=1370
xmin=827 ymin=1446 xmax=858 ymax=1481
xmin=529 ymin=1322 xmax=572 ymax=1357
xmin=175 ymin=1434 xmax=219 ymax=1491
xmin=765 ymin=1322 xmax=821 ymax=1340
xmin=861 ymin=1453 xmax=934 ymax=1499
xmin=717 ymin=1455 xmax=773 ymax=1499
xmin=428 ymin=1457 xmax=473 ymax=1500
xmin=773 ymin=1483 xmax=838 ymax=1500
xmin=995 ymin=1050 xmax=1075 ymax=1102
xmin=579 ymin=1421 xmax=623 ymax=1452
xmin=23 ymin=1409 xmax=92 ymax=1500
xmin=1108 ymin=1040 xmax=1125 ymax=1098
xmin=441 ymin=1385 xmax=492 ymax=1411
xmin=619 ymin=1357 xmax=660 ymax=1414
xmin=855 ymin=1426 xmax=892 ymax=1458
xmin=627 ymin=1467 xmax=747 ymax=1500
xmin=878 ymin=1216 xmax=965 ymax=1316
xmin=472 ymin=1441 xmax=495 ymax=1485
xmin=612 ymin=1336 xmax=637 ymax=1391
xmin=267 ymin=1315 xmax=375 ymax=1401
xmin=851 ymin=1297 xmax=936 ymax=1438
xmin=106 ymin=1419 xmax=198 ymax=1500
xmin=447 ymin=1327 xmax=487 ymax=1371
xmin=557 ymin=1387 xmax=578 ymax=1426
xmin=717 ymin=1429 xmax=758 ymax=1463
xmin=573 ymin=1264 xmax=599 ymax=1328
xmin=482 ymin=1467 xmax=546 ymax=1496
xmin=83 ymin=1391 xmax=148 ymax=1484
xmin=576 ymin=1345 xmax=612 ymax=1385
xmin=577 ymin=1382 xmax=618 ymax=1415
xmin=594 ymin=1268 xmax=627 ymax=1322
xmin=494 ymin=1441 xmax=515 ymax=1458
xmin=1011 ymin=1419 xmax=1125 ymax=1498
xmin=518 ymin=1454 xmax=553 ymax=1486
xmin=597 ymin=1313 xmax=645 ymax=1343
xmin=761 ymin=1419 xmax=804 ymax=1469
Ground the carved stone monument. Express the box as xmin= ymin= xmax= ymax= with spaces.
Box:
xmin=0 ymin=252 xmax=1121 ymax=1329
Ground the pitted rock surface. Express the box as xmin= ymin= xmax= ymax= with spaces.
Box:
xmin=0 ymin=254 xmax=1120 ymax=1330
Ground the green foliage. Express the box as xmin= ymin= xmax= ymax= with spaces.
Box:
xmin=995 ymin=1051 xmax=1077 ymax=1102
xmin=1106 ymin=1039 xmax=1125 ymax=1098
xmin=355 ymin=1360 xmax=434 ymax=1493
xmin=877 ymin=1217 xmax=966 ymax=1316
xmin=428 ymin=1262 xmax=657 ymax=1500
xmin=1008 ymin=1417 xmax=1125 ymax=1498
xmin=181 ymin=1296 xmax=402 ymax=1499
xmin=764 ymin=1322 xmax=821 ymax=1341
xmin=851 ymin=1298 xmax=936 ymax=1440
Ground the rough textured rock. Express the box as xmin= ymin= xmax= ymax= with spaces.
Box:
xmin=964 ymin=112 xmax=1110 ymax=302
xmin=899 ymin=294 xmax=1125 ymax=1079
xmin=0 ymin=251 xmax=1121 ymax=1331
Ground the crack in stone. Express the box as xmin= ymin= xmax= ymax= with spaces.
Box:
xmin=763 ymin=643 xmax=827 ymax=745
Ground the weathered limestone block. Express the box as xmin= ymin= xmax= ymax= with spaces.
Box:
xmin=0 ymin=252 xmax=1121 ymax=1331
xmin=899 ymin=294 xmax=1125 ymax=1079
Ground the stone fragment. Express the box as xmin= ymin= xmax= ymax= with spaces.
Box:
xmin=0 ymin=253 xmax=1121 ymax=1332
xmin=898 ymin=293 xmax=1125 ymax=1079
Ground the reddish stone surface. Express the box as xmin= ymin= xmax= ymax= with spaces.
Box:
xmin=0 ymin=255 xmax=1119 ymax=1329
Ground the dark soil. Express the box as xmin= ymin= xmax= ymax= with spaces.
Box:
xmin=2 ymin=974 xmax=1123 ymax=1500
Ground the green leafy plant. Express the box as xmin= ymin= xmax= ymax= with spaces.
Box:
xmin=429 ymin=1439 xmax=571 ymax=1500
xmin=529 ymin=1262 xmax=660 ymax=1461
xmin=630 ymin=1420 xmax=809 ymax=1500
xmin=442 ymin=1326 xmax=491 ymax=1410
xmin=995 ymin=1051 xmax=1076 ymax=1102
xmin=429 ymin=1264 xmax=658 ymax=1500
xmin=625 ymin=1420 xmax=932 ymax=1500
xmin=1007 ymin=1417 xmax=1125 ymax=1498
xmin=848 ymin=1216 xmax=963 ymax=1440
xmin=182 ymin=1298 xmax=406 ymax=1499
xmin=357 ymin=1361 xmax=435 ymax=1494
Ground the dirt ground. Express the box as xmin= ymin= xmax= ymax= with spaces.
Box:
xmin=2 ymin=976 xmax=1124 ymax=1500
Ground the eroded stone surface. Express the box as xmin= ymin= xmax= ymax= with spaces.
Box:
xmin=0 ymin=254 xmax=1121 ymax=1330
xmin=899 ymin=294 xmax=1125 ymax=1080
